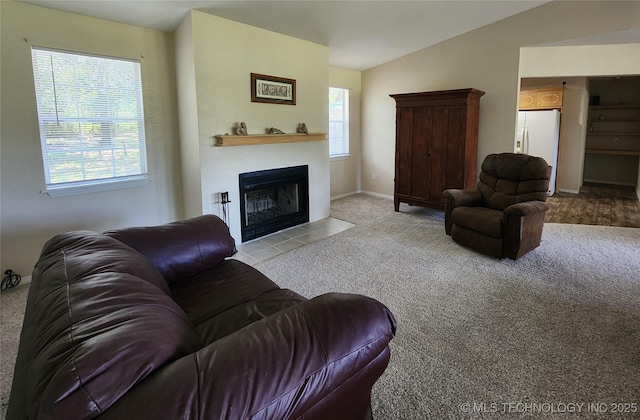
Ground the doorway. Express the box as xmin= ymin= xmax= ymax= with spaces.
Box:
xmin=583 ymin=76 xmax=640 ymax=187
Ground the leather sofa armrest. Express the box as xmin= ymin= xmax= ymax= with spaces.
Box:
xmin=100 ymin=293 xmax=396 ymax=419
xmin=106 ymin=215 xmax=237 ymax=284
xmin=503 ymin=200 xmax=549 ymax=217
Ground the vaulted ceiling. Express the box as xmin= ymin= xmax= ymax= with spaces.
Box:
xmin=17 ymin=0 xmax=550 ymax=70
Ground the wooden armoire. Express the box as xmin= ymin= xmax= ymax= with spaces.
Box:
xmin=390 ymin=88 xmax=485 ymax=211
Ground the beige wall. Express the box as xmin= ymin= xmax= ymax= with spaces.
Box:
xmin=558 ymin=81 xmax=590 ymax=193
xmin=329 ymin=67 xmax=362 ymax=199
xmin=174 ymin=14 xmax=202 ymax=218
xmin=0 ymin=1 xmax=182 ymax=275
xmin=361 ymin=1 xmax=640 ymax=197
xmin=175 ymin=11 xmax=330 ymax=242
xmin=519 ymin=44 xmax=640 ymax=78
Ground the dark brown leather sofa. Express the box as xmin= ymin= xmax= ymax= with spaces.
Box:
xmin=443 ymin=153 xmax=551 ymax=260
xmin=7 ymin=215 xmax=396 ymax=419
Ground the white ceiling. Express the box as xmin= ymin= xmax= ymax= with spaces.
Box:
xmin=18 ymin=0 xmax=551 ymax=71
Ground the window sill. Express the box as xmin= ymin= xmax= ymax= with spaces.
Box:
xmin=42 ymin=176 xmax=148 ymax=198
xmin=330 ymin=154 xmax=351 ymax=161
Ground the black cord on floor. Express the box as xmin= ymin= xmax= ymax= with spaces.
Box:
xmin=1 ymin=269 xmax=21 ymax=291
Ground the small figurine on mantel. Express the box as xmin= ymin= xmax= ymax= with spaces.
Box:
xmin=236 ymin=122 xmax=248 ymax=136
xmin=297 ymin=123 xmax=309 ymax=135
xmin=268 ymin=127 xmax=285 ymax=134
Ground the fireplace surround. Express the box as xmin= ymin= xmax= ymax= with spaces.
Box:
xmin=239 ymin=165 xmax=309 ymax=242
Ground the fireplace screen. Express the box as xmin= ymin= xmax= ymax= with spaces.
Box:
xmin=239 ymin=165 xmax=309 ymax=242
xmin=244 ymin=183 xmax=299 ymax=226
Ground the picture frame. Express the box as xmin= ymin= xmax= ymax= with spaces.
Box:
xmin=251 ymin=73 xmax=296 ymax=105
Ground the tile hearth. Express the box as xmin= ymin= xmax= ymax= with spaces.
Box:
xmin=231 ymin=217 xmax=354 ymax=266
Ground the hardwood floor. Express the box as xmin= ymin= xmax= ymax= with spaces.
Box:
xmin=545 ymin=183 xmax=640 ymax=228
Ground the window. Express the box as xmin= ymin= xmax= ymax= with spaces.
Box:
xmin=31 ymin=47 xmax=147 ymax=197
xmin=329 ymin=87 xmax=349 ymax=157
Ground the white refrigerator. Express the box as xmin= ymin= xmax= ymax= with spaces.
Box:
xmin=514 ymin=109 xmax=560 ymax=196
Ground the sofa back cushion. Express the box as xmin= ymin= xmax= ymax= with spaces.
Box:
xmin=105 ymin=215 xmax=236 ymax=285
xmin=18 ymin=231 xmax=201 ymax=419
xmin=477 ymin=153 xmax=550 ymax=211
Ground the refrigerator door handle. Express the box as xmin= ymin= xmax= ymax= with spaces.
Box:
xmin=523 ymin=125 xmax=529 ymax=155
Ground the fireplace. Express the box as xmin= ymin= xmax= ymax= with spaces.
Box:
xmin=239 ymin=165 xmax=309 ymax=242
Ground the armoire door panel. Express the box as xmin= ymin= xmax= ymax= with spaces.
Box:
xmin=410 ymin=107 xmax=432 ymax=200
xmin=430 ymin=106 xmax=449 ymax=202
xmin=395 ymin=108 xmax=414 ymax=196
xmin=445 ymin=106 xmax=465 ymax=188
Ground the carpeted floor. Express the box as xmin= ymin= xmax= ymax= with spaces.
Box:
xmin=261 ymin=194 xmax=640 ymax=419
xmin=2 ymin=194 xmax=639 ymax=419
xmin=0 ymin=283 xmax=29 ymax=419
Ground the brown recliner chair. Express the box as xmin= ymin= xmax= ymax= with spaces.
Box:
xmin=443 ymin=152 xmax=551 ymax=260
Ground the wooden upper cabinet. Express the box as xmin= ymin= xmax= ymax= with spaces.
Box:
xmin=519 ymin=88 xmax=563 ymax=110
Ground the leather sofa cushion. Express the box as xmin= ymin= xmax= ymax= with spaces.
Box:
xmin=171 ymin=259 xmax=306 ymax=344
xmin=193 ymin=288 xmax=307 ymax=344
xmin=24 ymin=231 xmax=202 ymax=418
xmin=106 ymin=215 xmax=236 ymax=285
xmin=452 ymin=206 xmax=504 ymax=238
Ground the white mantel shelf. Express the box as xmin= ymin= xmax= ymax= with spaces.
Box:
xmin=215 ymin=132 xmax=327 ymax=147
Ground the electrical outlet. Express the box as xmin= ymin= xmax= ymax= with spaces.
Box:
xmin=371 ymin=173 xmax=377 ymax=180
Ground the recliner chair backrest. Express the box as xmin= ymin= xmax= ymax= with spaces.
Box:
xmin=477 ymin=153 xmax=551 ymax=211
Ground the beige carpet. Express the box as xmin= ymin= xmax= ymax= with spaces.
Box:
xmin=2 ymin=194 xmax=639 ymax=419
xmin=263 ymin=194 xmax=640 ymax=419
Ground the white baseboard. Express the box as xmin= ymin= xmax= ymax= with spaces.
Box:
xmin=330 ymin=190 xmax=361 ymax=201
xmin=331 ymin=190 xmax=394 ymax=201
xmin=558 ymin=188 xmax=580 ymax=194
xmin=583 ymin=178 xmax=636 ymax=187
xmin=360 ymin=190 xmax=393 ymax=200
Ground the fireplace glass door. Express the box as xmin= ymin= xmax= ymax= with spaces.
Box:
xmin=244 ymin=183 xmax=299 ymax=226
xmin=239 ymin=165 xmax=309 ymax=242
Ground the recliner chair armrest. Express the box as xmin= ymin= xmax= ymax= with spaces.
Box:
xmin=503 ymin=201 xmax=549 ymax=260
xmin=503 ymin=200 xmax=549 ymax=217
xmin=442 ymin=189 xmax=482 ymax=207
xmin=443 ymin=189 xmax=482 ymax=236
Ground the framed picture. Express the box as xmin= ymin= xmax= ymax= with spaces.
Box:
xmin=251 ymin=73 xmax=296 ymax=105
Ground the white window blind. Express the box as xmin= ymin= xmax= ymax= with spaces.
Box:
xmin=329 ymin=87 xmax=349 ymax=157
xmin=31 ymin=47 xmax=148 ymax=196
